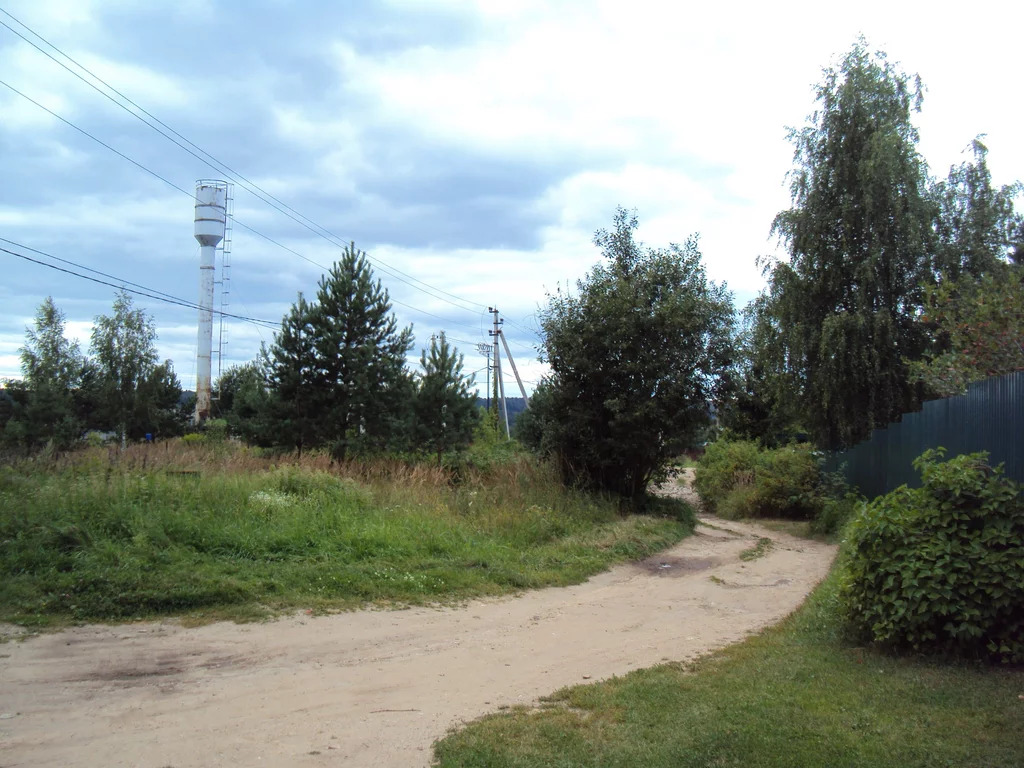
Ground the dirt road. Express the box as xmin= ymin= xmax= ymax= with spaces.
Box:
xmin=0 ymin=490 xmax=835 ymax=768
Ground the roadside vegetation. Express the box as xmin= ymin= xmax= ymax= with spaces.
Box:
xmin=433 ymin=40 xmax=1024 ymax=766
xmin=1 ymin=33 xmax=1021 ymax=764
xmin=692 ymin=439 xmax=859 ymax=535
xmin=0 ymin=440 xmax=693 ymax=627
xmin=433 ymin=570 xmax=1024 ymax=768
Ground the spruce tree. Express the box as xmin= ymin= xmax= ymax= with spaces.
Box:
xmin=311 ymin=244 xmax=414 ymax=457
xmin=262 ymin=292 xmax=319 ymax=454
xmin=414 ymin=333 xmax=478 ymax=461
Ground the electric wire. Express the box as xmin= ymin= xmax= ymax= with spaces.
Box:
xmin=0 ymin=8 xmax=490 ymax=315
xmin=0 ymin=244 xmax=281 ymax=328
xmin=2 ymin=236 xmax=199 ymax=308
xmin=0 ymin=77 xmax=192 ymax=197
xmin=0 ymin=78 xmax=480 ymax=333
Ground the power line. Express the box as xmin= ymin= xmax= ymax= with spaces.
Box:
xmin=0 ymin=78 xmax=480 ymax=333
xmin=2 ymin=236 xmax=200 ymax=308
xmin=0 ymin=77 xmax=192 ymax=197
xmin=0 ymin=8 xmax=490 ymax=315
xmin=0 ymin=240 xmax=281 ymax=328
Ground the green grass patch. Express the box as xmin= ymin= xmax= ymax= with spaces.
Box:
xmin=0 ymin=447 xmax=693 ymax=626
xmin=433 ymin=569 xmax=1024 ymax=768
xmin=738 ymin=536 xmax=773 ymax=561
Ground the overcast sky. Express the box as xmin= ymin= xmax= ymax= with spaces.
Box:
xmin=1 ymin=0 xmax=1021 ymax=395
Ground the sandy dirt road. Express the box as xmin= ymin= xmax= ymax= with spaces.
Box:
xmin=0 ymin=485 xmax=835 ymax=768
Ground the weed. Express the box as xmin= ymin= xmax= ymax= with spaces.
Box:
xmin=0 ymin=440 xmax=695 ymax=625
xmin=739 ymin=537 xmax=773 ymax=561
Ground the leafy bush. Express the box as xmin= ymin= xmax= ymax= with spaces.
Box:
xmin=692 ymin=439 xmax=760 ymax=514
xmin=810 ymin=492 xmax=861 ymax=536
xmin=204 ymin=418 xmax=229 ymax=443
xmin=839 ymin=449 xmax=1024 ymax=663
xmin=694 ymin=440 xmax=825 ymax=520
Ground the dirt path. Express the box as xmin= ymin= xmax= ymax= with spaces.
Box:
xmin=0 ymin=481 xmax=835 ymax=768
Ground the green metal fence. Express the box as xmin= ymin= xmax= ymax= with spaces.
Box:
xmin=824 ymin=371 xmax=1024 ymax=500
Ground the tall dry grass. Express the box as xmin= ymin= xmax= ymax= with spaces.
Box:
xmin=0 ymin=438 xmax=694 ymax=626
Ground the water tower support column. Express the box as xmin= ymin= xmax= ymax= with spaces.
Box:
xmin=193 ymin=181 xmax=228 ymax=424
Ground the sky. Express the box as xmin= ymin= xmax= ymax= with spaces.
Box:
xmin=1 ymin=0 xmax=1022 ymax=396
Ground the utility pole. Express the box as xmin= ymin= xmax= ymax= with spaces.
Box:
xmin=489 ymin=307 xmax=510 ymax=438
xmin=476 ymin=342 xmax=492 ymax=410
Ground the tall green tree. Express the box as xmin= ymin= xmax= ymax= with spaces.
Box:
xmin=311 ymin=244 xmax=411 ymax=456
xmin=414 ymin=333 xmax=478 ymax=460
xmin=526 ymin=208 xmax=734 ymax=500
xmin=931 ymin=138 xmax=1023 ymax=280
xmin=766 ymin=40 xmax=934 ymax=448
xmin=263 ymin=245 xmax=414 ymax=456
xmin=3 ymin=297 xmax=84 ymax=450
xmin=311 ymin=244 xmax=414 ymax=456
xmin=910 ymin=265 xmax=1024 ymax=396
xmin=21 ymin=296 xmax=83 ymax=390
xmin=262 ymin=292 xmax=319 ymax=454
xmin=90 ymin=291 xmax=165 ymax=444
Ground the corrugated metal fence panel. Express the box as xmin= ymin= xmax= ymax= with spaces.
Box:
xmin=826 ymin=371 xmax=1024 ymax=499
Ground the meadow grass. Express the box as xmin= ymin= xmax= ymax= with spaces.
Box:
xmin=0 ymin=441 xmax=693 ymax=626
xmin=432 ymin=569 xmax=1024 ymax=768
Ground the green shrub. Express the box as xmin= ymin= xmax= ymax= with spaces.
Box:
xmin=750 ymin=446 xmax=821 ymax=518
xmin=694 ymin=440 xmax=823 ymax=520
xmin=182 ymin=432 xmax=206 ymax=445
xmin=204 ymin=419 xmax=228 ymax=443
xmin=839 ymin=449 xmax=1024 ymax=663
xmin=811 ymin=492 xmax=861 ymax=535
xmin=692 ymin=440 xmax=760 ymax=514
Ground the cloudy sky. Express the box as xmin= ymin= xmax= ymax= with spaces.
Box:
xmin=1 ymin=0 xmax=1021 ymax=395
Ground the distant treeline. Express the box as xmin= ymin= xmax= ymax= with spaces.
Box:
xmin=476 ymin=397 xmax=527 ymax=427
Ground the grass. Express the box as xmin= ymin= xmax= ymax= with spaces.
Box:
xmin=738 ymin=536 xmax=773 ymax=561
xmin=432 ymin=569 xmax=1024 ymax=768
xmin=0 ymin=441 xmax=694 ymax=626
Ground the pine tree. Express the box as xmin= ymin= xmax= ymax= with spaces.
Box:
xmin=414 ymin=333 xmax=478 ymax=461
xmin=309 ymin=244 xmax=413 ymax=456
xmin=262 ymin=245 xmax=414 ymax=457
xmin=262 ymin=292 xmax=319 ymax=454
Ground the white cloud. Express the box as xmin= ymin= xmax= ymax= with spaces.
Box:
xmin=2 ymin=0 xmax=1023 ymax=396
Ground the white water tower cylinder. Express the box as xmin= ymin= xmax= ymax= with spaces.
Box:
xmin=194 ymin=181 xmax=228 ymax=423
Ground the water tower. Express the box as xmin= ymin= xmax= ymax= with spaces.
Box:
xmin=194 ymin=180 xmax=228 ymax=423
